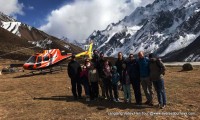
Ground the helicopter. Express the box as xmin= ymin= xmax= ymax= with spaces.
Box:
xmin=23 ymin=42 xmax=94 ymax=71
xmin=23 ymin=49 xmax=71 ymax=70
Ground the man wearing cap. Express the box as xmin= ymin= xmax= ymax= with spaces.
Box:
xmin=67 ymin=54 xmax=82 ymax=100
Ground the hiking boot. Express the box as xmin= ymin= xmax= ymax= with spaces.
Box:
xmin=102 ymin=95 xmax=106 ymax=99
xmin=99 ymin=96 xmax=106 ymax=100
xmin=148 ymin=101 xmax=154 ymax=106
xmin=78 ymin=96 xmax=83 ymax=99
xmin=109 ymin=98 xmax=113 ymax=101
xmin=94 ymin=98 xmax=98 ymax=101
xmin=73 ymin=97 xmax=78 ymax=101
xmin=157 ymin=104 xmax=161 ymax=108
xmin=144 ymin=101 xmax=150 ymax=105
xmin=86 ymin=98 xmax=90 ymax=102
xmin=136 ymin=102 xmax=142 ymax=105
xmin=127 ymin=99 xmax=131 ymax=103
xmin=160 ymin=105 xmax=166 ymax=109
xmin=116 ymin=98 xmax=120 ymax=102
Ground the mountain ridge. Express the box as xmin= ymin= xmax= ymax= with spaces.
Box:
xmin=88 ymin=0 xmax=200 ymax=61
xmin=0 ymin=12 xmax=83 ymax=60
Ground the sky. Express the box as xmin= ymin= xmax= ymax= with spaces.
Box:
xmin=0 ymin=0 xmax=154 ymax=42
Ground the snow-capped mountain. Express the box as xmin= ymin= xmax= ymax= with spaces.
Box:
xmin=88 ymin=0 xmax=200 ymax=61
xmin=0 ymin=12 xmax=31 ymax=37
xmin=0 ymin=12 xmax=16 ymax=22
xmin=0 ymin=12 xmax=82 ymax=60
xmin=1 ymin=21 xmax=23 ymax=36
xmin=72 ymin=40 xmax=86 ymax=50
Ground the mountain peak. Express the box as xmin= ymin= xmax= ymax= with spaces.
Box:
xmin=0 ymin=12 xmax=17 ymax=22
xmin=87 ymin=0 xmax=200 ymax=61
xmin=0 ymin=12 xmax=83 ymax=60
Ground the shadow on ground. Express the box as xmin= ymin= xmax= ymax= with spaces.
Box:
xmin=33 ymin=95 xmax=154 ymax=110
xmin=13 ymin=69 xmax=62 ymax=78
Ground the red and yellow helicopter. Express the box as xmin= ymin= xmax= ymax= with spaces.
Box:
xmin=23 ymin=42 xmax=93 ymax=70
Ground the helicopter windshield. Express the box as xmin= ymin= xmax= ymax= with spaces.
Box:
xmin=26 ymin=56 xmax=36 ymax=63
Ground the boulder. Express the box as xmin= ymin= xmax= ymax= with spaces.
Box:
xmin=182 ymin=63 xmax=193 ymax=71
xmin=1 ymin=67 xmax=10 ymax=73
xmin=1 ymin=67 xmax=18 ymax=74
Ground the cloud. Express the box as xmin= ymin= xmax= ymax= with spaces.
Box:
xmin=39 ymin=0 xmax=154 ymax=42
xmin=28 ymin=6 xmax=34 ymax=10
xmin=0 ymin=0 xmax=24 ymax=16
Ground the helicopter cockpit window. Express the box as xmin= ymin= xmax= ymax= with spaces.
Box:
xmin=26 ymin=56 xmax=36 ymax=63
xmin=37 ymin=56 xmax=42 ymax=63
xmin=43 ymin=56 xmax=49 ymax=61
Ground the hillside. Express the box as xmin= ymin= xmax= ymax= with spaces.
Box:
xmin=0 ymin=12 xmax=82 ymax=60
xmin=0 ymin=27 xmax=39 ymax=60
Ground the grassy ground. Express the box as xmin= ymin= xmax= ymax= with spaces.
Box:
xmin=0 ymin=60 xmax=200 ymax=120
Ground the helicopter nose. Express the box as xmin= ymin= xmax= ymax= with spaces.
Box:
xmin=23 ymin=64 xmax=28 ymax=69
xmin=23 ymin=64 xmax=34 ymax=70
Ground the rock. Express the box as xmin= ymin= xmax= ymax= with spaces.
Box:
xmin=182 ymin=63 xmax=193 ymax=71
xmin=2 ymin=67 xmax=9 ymax=73
xmin=1 ymin=67 xmax=18 ymax=74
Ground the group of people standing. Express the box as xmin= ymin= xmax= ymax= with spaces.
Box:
xmin=67 ymin=50 xmax=167 ymax=109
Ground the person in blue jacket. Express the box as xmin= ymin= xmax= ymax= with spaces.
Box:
xmin=111 ymin=66 xmax=120 ymax=102
xmin=138 ymin=51 xmax=153 ymax=106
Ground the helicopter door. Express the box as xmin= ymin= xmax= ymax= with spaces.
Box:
xmin=49 ymin=54 xmax=53 ymax=65
xmin=36 ymin=56 xmax=42 ymax=67
xmin=43 ymin=56 xmax=49 ymax=61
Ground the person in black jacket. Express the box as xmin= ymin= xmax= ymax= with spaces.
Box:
xmin=97 ymin=52 xmax=106 ymax=98
xmin=127 ymin=54 xmax=142 ymax=105
xmin=67 ymin=54 xmax=82 ymax=100
xmin=91 ymin=49 xmax=99 ymax=67
xmin=115 ymin=52 xmax=125 ymax=90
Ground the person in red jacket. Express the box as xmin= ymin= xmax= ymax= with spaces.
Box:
xmin=80 ymin=65 xmax=90 ymax=101
xmin=102 ymin=60 xmax=113 ymax=101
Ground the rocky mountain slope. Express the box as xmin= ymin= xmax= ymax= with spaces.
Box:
xmin=88 ymin=0 xmax=200 ymax=61
xmin=0 ymin=12 xmax=82 ymax=60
